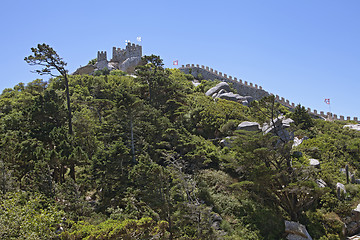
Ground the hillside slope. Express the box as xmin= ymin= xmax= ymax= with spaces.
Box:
xmin=0 ymin=56 xmax=360 ymax=239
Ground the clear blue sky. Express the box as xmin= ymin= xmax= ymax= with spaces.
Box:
xmin=1 ymin=0 xmax=359 ymax=119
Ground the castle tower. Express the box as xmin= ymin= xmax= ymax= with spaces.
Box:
xmin=111 ymin=42 xmax=142 ymax=62
xmin=97 ymin=51 xmax=107 ymax=62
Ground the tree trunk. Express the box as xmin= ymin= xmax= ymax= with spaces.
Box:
xmin=64 ymin=74 xmax=72 ymax=135
xmin=69 ymin=163 xmax=75 ymax=181
xmin=130 ymin=116 xmax=136 ymax=163
xmin=64 ymin=74 xmax=76 ymax=181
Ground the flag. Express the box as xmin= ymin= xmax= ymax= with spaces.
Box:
xmin=324 ymin=98 xmax=330 ymax=104
xmin=173 ymin=60 xmax=178 ymax=65
xmin=137 ymin=37 xmax=142 ymax=42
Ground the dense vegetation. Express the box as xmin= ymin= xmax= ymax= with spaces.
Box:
xmin=1 ymin=54 xmax=360 ymax=239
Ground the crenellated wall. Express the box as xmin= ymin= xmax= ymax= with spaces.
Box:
xmin=179 ymin=64 xmax=359 ymax=123
xmin=179 ymin=64 xmax=269 ymax=101
xmin=111 ymin=42 xmax=142 ymax=63
xmin=97 ymin=51 xmax=107 ymax=62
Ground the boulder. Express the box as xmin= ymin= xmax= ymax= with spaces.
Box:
xmin=118 ymin=56 xmax=141 ymax=72
xmin=278 ymin=129 xmax=294 ymax=143
xmin=205 ymin=82 xmax=231 ymax=96
xmin=353 ymin=204 xmax=360 ymax=221
xmin=192 ymin=80 xmax=201 ymax=87
xmin=220 ymin=136 xmax=234 ymax=148
xmin=237 ymin=121 xmax=261 ymax=131
xmin=95 ymin=59 xmax=109 ymax=70
xmin=262 ymin=116 xmax=294 ymax=142
xmin=292 ymin=137 xmax=303 ymax=148
xmin=217 ymin=89 xmax=227 ymax=96
xmin=342 ymin=204 xmax=360 ymax=236
xmin=344 ymin=124 xmax=360 ymax=131
xmin=315 ymin=179 xmax=327 ymax=188
xmin=292 ymin=136 xmax=308 ymax=148
xmin=309 ymin=158 xmax=320 ymax=168
xmin=284 ymin=220 xmax=312 ymax=240
xmin=241 ymin=100 xmax=249 ymax=106
xmin=217 ymin=92 xmax=246 ymax=102
xmin=282 ymin=118 xmax=295 ymax=128
xmin=262 ymin=116 xmax=293 ymax=134
xmin=347 ymin=222 xmax=360 ymax=237
xmin=211 ymin=213 xmax=222 ymax=230
xmin=336 ymin=182 xmax=346 ymax=200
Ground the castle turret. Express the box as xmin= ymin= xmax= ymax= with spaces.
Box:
xmin=111 ymin=42 xmax=142 ymax=63
xmin=97 ymin=51 xmax=107 ymax=62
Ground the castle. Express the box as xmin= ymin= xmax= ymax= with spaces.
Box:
xmin=73 ymin=44 xmax=358 ymax=123
xmin=95 ymin=42 xmax=142 ymax=72
xmin=179 ymin=64 xmax=360 ymax=123
xmin=73 ymin=42 xmax=142 ymax=75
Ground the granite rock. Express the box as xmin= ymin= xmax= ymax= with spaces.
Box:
xmin=205 ymin=82 xmax=231 ymax=96
xmin=284 ymin=220 xmax=312 ymax=240
xmin=237 ymin=121 xmax=261 ymax=131
xmin=344 ymin=124 xmax=360 ymax=131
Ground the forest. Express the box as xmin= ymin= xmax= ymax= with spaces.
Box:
xmin=1 ymin=48 xmax=360 ymax=239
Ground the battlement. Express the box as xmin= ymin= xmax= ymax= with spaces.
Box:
xmin=97 ymin=51 xmax=107 ymax=62
xmin=179 ymin=64 xmax=360 ymax=123
xmin=111 ymin=42 xmax=142 ymax=63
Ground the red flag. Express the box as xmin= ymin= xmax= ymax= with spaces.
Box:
xmin=173 ymin=60 xmax=178 ymax=65
xmin=324 ymin=98 xmax=330 ymax=104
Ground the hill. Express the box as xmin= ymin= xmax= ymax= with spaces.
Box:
xmin=0 ymin=54 xmax=360 ymax=239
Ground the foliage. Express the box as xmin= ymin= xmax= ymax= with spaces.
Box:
xmin=0 ymin=192 xmax=64 ymax=240
xmin=60 ymin=217 xmax=169 ymax=240
xmin=291 ymin=104 xmax=314 ymax=130
xmin=1 ymin=52 xmax=360 ymax=239
xmin=88 ymin=58 xmax=97 ymax=65
xmin=94 ymin=67 xmax=110 ymax=76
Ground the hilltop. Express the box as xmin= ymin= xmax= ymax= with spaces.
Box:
xmin=1 ymin=50 xmax=360 ymax=239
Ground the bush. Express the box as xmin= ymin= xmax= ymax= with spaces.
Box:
xmin=88 ymin=58 xmax=97 ymax=65
xmin=0 ymin=192 xmax=64 ymax=240
xmin=60 ymin=217 xmax=169 ymax=240
xmin=110 ymin=70 xmax=127 ymax=76
xmin=94 ymin=67 xmax=110 ymax=76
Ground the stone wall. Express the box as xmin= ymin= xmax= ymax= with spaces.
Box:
xmin=179 ymin=65 xmax=269 ymax=101
xmin=111 ymin=42 xmax=142 ymax=63
xmin=94 ymin=42 xmax=143 ymax=73
xmin=179 ymin=64 xmax=360 ymax=123
xmin=97 ymin=51 xmax=107 ymax=62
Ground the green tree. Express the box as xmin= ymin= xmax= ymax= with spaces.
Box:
xmin=0 ymin=192 xmax=64 ymax=240
xmin=25 ymin=43 xmax=73 ymax=136
xmin=135 ymin=55 xmax=169 ymax=105
xmin=291 ymin=104 xmax=314 ymax=130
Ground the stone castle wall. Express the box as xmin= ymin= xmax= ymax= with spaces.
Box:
xmin=179 ymin=64 xmax=359 ymax=123
xmin=111 ymin=43 xmax=142 ymax=63
xmin=97 ymin=51 xmax=107 ymax=62
xmin=180 ymin=64 xmax=269 ymax=101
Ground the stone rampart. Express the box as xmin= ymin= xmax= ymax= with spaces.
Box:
xmin=179 ymin=65 xmax=269 ymax=101
xmin=179 ymin=64 xmax=359 ymax=123
xmin=111 ymin=42 xmax=142 ymax=63
xmin=97 ymin=51 xmax=107 ymax=62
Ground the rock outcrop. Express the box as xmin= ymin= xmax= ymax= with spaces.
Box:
xmin=292 ymin=136 xmax=308 ymax=148
xmin=344 ymin=124 xmax=360 ymax=131
xmin=337 ymin=183 xmax=347 ymax=200
xmin=284 ymin=220 xmax=312 ymax=240
xmin=206 ymin=82 xmax=252 ymax=106
xmin=309 ymin=158 xmax=320 ymax=168
xmin=237 ymin=121 xmax=261 ymax=132
xmin=262 ymin=116 xmax=294 ymax=142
